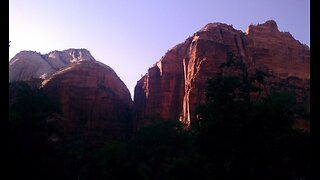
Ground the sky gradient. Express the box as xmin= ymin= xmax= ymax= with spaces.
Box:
xmin=9 ymin=0 xmax=310 ymax=97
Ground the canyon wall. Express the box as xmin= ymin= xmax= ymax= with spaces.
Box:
xmin=134 ymin=20 xmax=310 ymax=127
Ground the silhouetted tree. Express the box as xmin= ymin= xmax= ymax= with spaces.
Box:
xmin=194 ymin=55 xmax=310 ymax=179
xmin=9 ymin=81 xmax=64 ymax=180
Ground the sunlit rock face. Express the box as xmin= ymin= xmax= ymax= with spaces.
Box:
xmin=9 ymin=48 xmax=95 ymax=82
xmin=41 ymin=60 xmax=133 ymax=144
xmin=134 ymin=20 xmax=309 ymax=128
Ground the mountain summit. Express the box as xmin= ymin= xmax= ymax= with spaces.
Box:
xmin=134 ymin=20 xmax=310 ymax=127
xmin=9 ymin=48 xmax=95 ymax=82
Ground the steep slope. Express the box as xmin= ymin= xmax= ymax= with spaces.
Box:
xmin=134 ymin=20 xmax=310 ymax=127
xmin=41 ymin=60 xmax=133 ymax=143
xmin=9 ymin=48 xmax=95 ymax=82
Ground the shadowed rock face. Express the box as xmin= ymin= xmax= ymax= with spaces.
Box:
xmin=245 ymin=20 xmax=309 ymax=79
xmin=9 ymin=48 xmax=95 ymax=82
xmin=41 ymin=60 xmax=133 ymax=144
xmin=134 ymin=20 xmax=310 ymax=127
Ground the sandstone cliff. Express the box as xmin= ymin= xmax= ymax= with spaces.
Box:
xmin=41 ymin=60 xmax=133 ymax=143
xmin=134 ymin=20 xmax=310 ymax=128
xmin=245 ymin=20 xmax=309 ymax=79
xmin=9 ymin=48 xmax=95 ymax=82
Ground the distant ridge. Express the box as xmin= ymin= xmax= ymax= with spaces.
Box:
xmin=9 ymin=48 xmax=95 ymax=82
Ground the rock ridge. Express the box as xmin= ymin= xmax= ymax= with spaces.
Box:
xmin=9 ymin=48 xmax=95 ymax=82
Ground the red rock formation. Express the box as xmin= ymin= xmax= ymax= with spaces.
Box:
xmin=134 ymin=20 xmax=310 ymax=128
xmin=246 ymin=20 xmax=310 ymax=79
xmin=41 ymin=60 xmax=133 ymax=143
xmin=134 ymin=41 xmax=190 ymax=128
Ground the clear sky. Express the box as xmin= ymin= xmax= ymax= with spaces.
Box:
xmin=9 ymin=0 xmax=310 ymax=97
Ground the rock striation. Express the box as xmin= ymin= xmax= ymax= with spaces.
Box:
xmin=134 ymin=20 xmax=310 ymax=128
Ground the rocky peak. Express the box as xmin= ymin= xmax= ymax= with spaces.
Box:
xmin=61 ymin=48 xmax=95 ymax=62
xmin=10 ymin=51 xmax=42 ymax=64
xmin=246 ymin=19 xmax=279 ymax=34
xmin=45 ymin=48 xmax=95 ymax=63
xmin=200 ymin=22 xmax=236 ymax=32
xmin=9 ymin=48 xmax=95 ymax=82
xmin=245 ymin=20 xmax=309 ymax=79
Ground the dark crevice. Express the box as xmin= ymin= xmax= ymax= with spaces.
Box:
xmin=233 ymin=34 xmax=240 ymax=55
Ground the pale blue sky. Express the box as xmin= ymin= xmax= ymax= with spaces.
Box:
xmin=9 ymin=0 xmax=310 ymax=97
